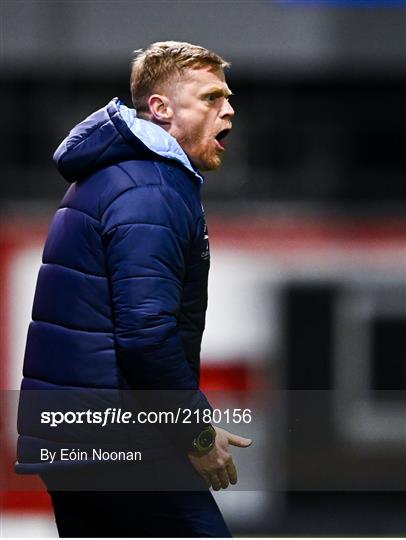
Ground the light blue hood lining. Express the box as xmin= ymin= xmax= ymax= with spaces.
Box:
xmin=119 ymin=103 xmax=203 ymax=184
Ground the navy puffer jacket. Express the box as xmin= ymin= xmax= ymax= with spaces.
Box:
xmin=16 ymin=98 xmax=212 ymax=472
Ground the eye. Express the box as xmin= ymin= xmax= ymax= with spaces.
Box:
xmin=206 ymin=94 xmax=218 ymax=103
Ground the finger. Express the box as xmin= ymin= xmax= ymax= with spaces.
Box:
xmin=217 ymin=468 xmax=230 ymax=489
xmin=226 ymin=461 xmax=238 ymax=485
xmin=209 ymin=473 xmax=222 ymax=491
xmin=227 ymin=432 xmax=252 ymax=448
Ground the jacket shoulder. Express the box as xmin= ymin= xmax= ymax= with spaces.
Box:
xmin=59 ymin=160 xmax=162 ymax=220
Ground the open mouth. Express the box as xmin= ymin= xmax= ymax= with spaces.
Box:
xmin=214 ymin=128 xmax=231 ymax=150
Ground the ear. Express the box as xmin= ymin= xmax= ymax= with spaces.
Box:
xmin=148 ymin=94 xmax=173 ymax=124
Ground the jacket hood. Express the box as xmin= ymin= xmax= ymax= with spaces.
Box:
xmin=53 ymin=97 xmax=203 ymax=184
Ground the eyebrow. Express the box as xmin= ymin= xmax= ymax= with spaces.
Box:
xmin=202 ymin=86 xmax=234 ymax=98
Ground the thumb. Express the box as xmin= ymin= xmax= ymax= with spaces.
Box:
xmin=226 ymin=431 xmax=253 ymax=448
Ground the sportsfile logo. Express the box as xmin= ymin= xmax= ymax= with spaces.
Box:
xmin=40 ymin=407 xmax=252 ymax=427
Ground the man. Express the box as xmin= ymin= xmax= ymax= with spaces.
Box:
xmin=16 ymin=41 xmax=251 ymax=537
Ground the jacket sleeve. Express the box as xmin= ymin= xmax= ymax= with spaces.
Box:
xmin=101 ymin=183 xmax=212 ymax=446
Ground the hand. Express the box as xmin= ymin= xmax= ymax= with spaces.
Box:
xmin=188 ymin=427 xmax=252 ymax=491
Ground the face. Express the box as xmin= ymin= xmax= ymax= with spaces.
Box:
xmin=165 ymin=66 xmax=235 ymax=171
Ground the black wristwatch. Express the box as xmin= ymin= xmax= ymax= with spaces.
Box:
xmin=190 ymin=425 xmax=216 ymax=455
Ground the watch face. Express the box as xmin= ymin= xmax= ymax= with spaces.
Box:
xmin=199 ymin=429 xmax=214 ymax=448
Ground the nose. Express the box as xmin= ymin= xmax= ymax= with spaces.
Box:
xmin=221 ymin=98 xmax=235 ymax=119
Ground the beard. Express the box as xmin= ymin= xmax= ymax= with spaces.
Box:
xmin=178 ymin=132 xmax=223 ymax=172
xmin=199 ymin=153 xmax=222 ymax=171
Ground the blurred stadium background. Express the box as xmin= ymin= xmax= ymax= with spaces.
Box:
xmin=1 ymin=0 xmax=405 ymax=537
